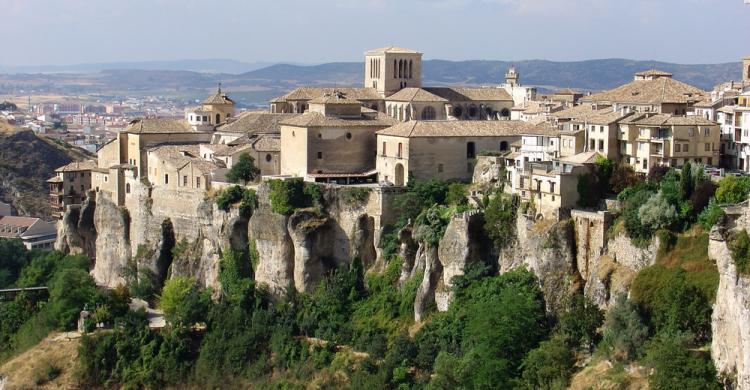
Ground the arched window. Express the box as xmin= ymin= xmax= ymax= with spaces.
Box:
xmin=394 ymin=59 xmax=397 ymax=78
xmin=397 ymin=142 xmax=403 ymax=158
xmin=468 ymin=105 xmax=478 ymax=118
xmin=387 ymin=105 xmax=393 ymax=117
xmin=467 ymin=142 xmax=476 ymax=159
xmin=452 ymin=106 xmax=463 ymax=118
xmin=215 ymin=113 xmax=220 ymax=124
xmin=266 ymin=154 xmax=272 ymax=162
xmin=399 ymin=59 xmax=403 ymax=78
xmin=125 ymin=183 xmax=131 ymax=193
xmin=421 ymin=106 xmax=436 ymax=120
xmin=501 ymin=108 xmax=510 ymax=117
xmin=500 ymin=141 xmax=509 ymax=151
xmin=409 ymin=60 xmax=413 ymax=79
xmin=382 ymin=141 xmax=387 ymax=156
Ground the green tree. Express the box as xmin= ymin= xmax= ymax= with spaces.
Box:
xmin=518 ymin=338 xmax=575 ymax=390
xmin=226 ymin=152 xmax=260 ymax=184
xmin=159 ymin=277 xmax=210 ymax=328
xmin=680 ymin=162 xmax=694 ymax=200
xmin=645 ymin=332 xmax=720 ymax=390
xmin=483 ymin=193 xmax=518 ymax=249
xmin=446 ymin=182 xmax=468 ymax=206
xmin=715 ymin=175 xmax=750 ymax=204
xmin=556 ymin=293 xmax=604 ymax=352
xmin=0 ymin=238 xmax=32 ymax=288
xmin=600 ymin=294 xmax=649 ymax=362
xmin=47 ymin=267 xmax=100 ymax=329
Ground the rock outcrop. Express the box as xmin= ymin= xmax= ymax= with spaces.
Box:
xmin=710 ymin=211 xmax=750 ymax=389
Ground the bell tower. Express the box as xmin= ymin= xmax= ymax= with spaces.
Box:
xmin=743 ymin=56 xmax=750 ymax=83
xmin=364 ymin=46 xmax=422 ymax=98
xmin=505 ymin=66 xmax=519 ymax=86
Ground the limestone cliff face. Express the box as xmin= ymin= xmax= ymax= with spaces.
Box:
xmin=411 ymin=212 xmax=493 ymax=321
xmin=55 ymin=190 xmax=97 ymax=258
xmin=499 ymin=213 xmax=577 ymax=312
xmin=710 ymin=211 xmax=750 ymax=389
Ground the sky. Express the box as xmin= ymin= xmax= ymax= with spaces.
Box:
xmin=0 ymin=0 xmax=748 ymax=66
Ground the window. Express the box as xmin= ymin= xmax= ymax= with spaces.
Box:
xmin=590 ymin=140 xmax=596 ymax=150
xmin=125 ymin=183 xmax=131 ymax=193
xmin=421 ymin=106 xmax=436 ymax=120
xmin=600 ymin=125 xmax=604 ymax=132
xmin=346 ymin=132 xmax=352 ymax=140
xmin=684 ymin=144 xmax=689 ymax=152
xmin=598 ymin=140 xmax=604 ymax=151
xmin=196 ymin=177 xmax=201 ymax=187
xmin=467 ymin=142 xmax=476 ymax=159
xmin=708 ymin=157 xmax=713 ymax=166
xmin=183 ymin=176 xmax=188 ymax=186
xmin=688 ymin=128 xmax=695 ymax=137
xmin=675 ymin=144 xmax=681 ymax=152
xmin=317 ymin=152 xmax=323 ymax=159
xmin=549 ymin=181 xmax=556 ymax=194
xmin=203 ymin=115 xmax=207 ymax=122
xmin=397 ymin=143 xmax=403 ymax=158
xmin=705 ymin=143 xmax=710 ymax=151
xmin=164 ymin=174 xmax=169 ymax=184
xmin=703 ymin=128 xmax=710 ymax=136
xmin=382 ymin=141 xmax=387 ymax=156
xmin=438 ymin=164 xmax=444 ymax=173
xmin=266 ymin=154 xmax=272 ymax=162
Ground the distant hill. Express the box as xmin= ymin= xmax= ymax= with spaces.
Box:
xmin=0 ymin=123 xmax=93 ymax=218
xmin=0 ymin=59 xmax=275 ymax=75
xmin=237 ymin=59 xmax=742 ymax=91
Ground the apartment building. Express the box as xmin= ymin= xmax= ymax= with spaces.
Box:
xmin=47 ymin=160 xmax=96 ymax=218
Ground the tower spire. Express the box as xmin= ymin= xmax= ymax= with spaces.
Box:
xmin=218 ymin=82 xmax=222 ymax=94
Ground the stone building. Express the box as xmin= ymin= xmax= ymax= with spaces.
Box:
xmin=384 ymin=87 xmax=514 ymax=121
xmin=375 ymin=120 xmax=556 ymax=185
xmin=580 ymin=70 xmax=706 ymax=115
xmin=0 ymin=216 xmax=57 ymax=251
xmin=279 ymin=91 xmax=397 ymax=183
xmin=47 ymin=160 xmax=96 ymax=218
xmin=147 ymin=145 xmax=217 ymax=191
xmin=619 ymin=114 xmax=720 ymax=173
xmin=185 ymin=85 xmax=236 ymax=128
xmin=364 ymin=46 xmax=423 ymax=98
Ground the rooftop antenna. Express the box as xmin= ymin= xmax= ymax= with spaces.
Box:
xmin=218 ymin=82 xmax=222 ymax=94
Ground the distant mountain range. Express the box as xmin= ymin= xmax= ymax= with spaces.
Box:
xmin=0 ymin=58 xmax=742 ymax=105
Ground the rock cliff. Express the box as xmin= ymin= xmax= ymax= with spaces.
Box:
xmin=710 ymin=210 xmax=750 ymax=389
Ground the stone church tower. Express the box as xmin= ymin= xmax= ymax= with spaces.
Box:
xmin=744 ymin=56 xmax=750 ymax=84
xmin=364 ymin=46 xmax=422 ymax=98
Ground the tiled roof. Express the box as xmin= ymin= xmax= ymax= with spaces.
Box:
xmin=581 ymin=77 xmax=705 ymax=105
xmin=309 ymin=91 xmax=361 ymax=105
xmin=124 ymin=118 xmax=195 ymax=134
xmin=554 ymin=88 xmax=581 ymax=95
xmin=55 ymin=160 xmax=97 ymax=172
xmin=252 ymin=135 xmax=280 ymax=152
xmin=149 ymin=144 xmax=219 ymax=174
xmin=217 ymin=112 xmax=299 ymax=134
xmin=424 ymin=87 xmax=513 ymax=102
xmin=376 ymin=120 xmax=559 ymax=138
xmin=280 ymin=111 xmax=397 ymax=128
xmin=551 ymin=104 xmax=611 ymax=121
xmin=634 ymin=69 xmax=673 ymax=77
xmin=274 ymin=87 xmax=382 ymax=102
xmin=558 ymin=151 xmax=605 ymax=165
xmin=386 ymin=88 xmax=448 ymax=102
xmin=365 ymin=46 xmax=421 ymax=55
xmin=203 ymin=92 xmax=235 ymax=105
xmin=632 ymin=114 xmax=717 ymax=126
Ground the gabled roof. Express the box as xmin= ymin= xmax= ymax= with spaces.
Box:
xmin=424 ymin=87 xmax=513 ymax=102
xmin=280 ymin=111 xmax=397 ymax=128
xmin=581 ymin=77 xmax=705 ymax=105
xmin=148 ymin=144 xmax=218 ymax=174
xmin=309 ymin=92 xmax=361 ymax=105
xmin=273 ymin=87 xmax=382 ymax=102
xmin=55 ymin=160 xmax=97 ymax=172
xmin=365 ymin=46 xmax=421 ymax=55
xmin=124 ymin=118 xmax=196 ymax=134
xmin=386 ymin=88 xmax=448 ymax=103
xmin=217 ymin=112 xmax=300 ymax=134
xmin=252 ymin=135 xmax=280 ymax=152
xmin=376 ymin=120 xmax=558 ymax=138
xmin=557 ymin=151 xmax=605 ymax=165
xmin=632 ymin=114 xmax=717 ymax=127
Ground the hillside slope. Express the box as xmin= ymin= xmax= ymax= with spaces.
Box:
xmin=0 ymin=122 xmax=93 ymax=218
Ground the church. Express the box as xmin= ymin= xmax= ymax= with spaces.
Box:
xmin=269 ymin=46 xmax=534 ymax=122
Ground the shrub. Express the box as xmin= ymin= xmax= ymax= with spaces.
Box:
xmin=446 ymin=183 xmax=469 ymax=206
xmin=219 ymin=250 xmax=254 ymax=308
xmin=729 ymin=229 xmax=750 ymax=274
xmin=268 ymin=178 xmax=307 ymax=215
xmin=556 ymin=293 xmax=604 ymax=352
xmin=599 ymin=294 xmax=649 ymax=362
xmin=698 ymin=198 xmax=724 ymax=230
xmin=216 ymin=185 xmax=256 ymax=217
xmin=47 ymin=267 xmax=100 ymax=330
xmin=645 ymin=331 xmax=720 ymax=390
xmin=342 ymin=187 xmax=370 ymax=205
xmin=715 ymin=175 xmax=750 ymax=204
xmin=159 ymin=277 xmax=211 ymax=327
xmin=519 ymin=338 xmax=575 ymax=390
xmin=609 ymin=164 xmax=638 ymax=194
xmin=35 ymin=361 xmax=61 ymax=385
xmin=226 ymin=152 xmax=260 ymax=184
xmin=622 ymin=188 xmax=655 ymax=241
xmin=648 ymin=165 xmax=670 ymax=183
xmin=638 ymin=193 xmax=677 ymax=232
xmin=412 ymin=205 xmax=450 ymax=246
xmin=483 ymin=193 xmax=518 ymax=249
